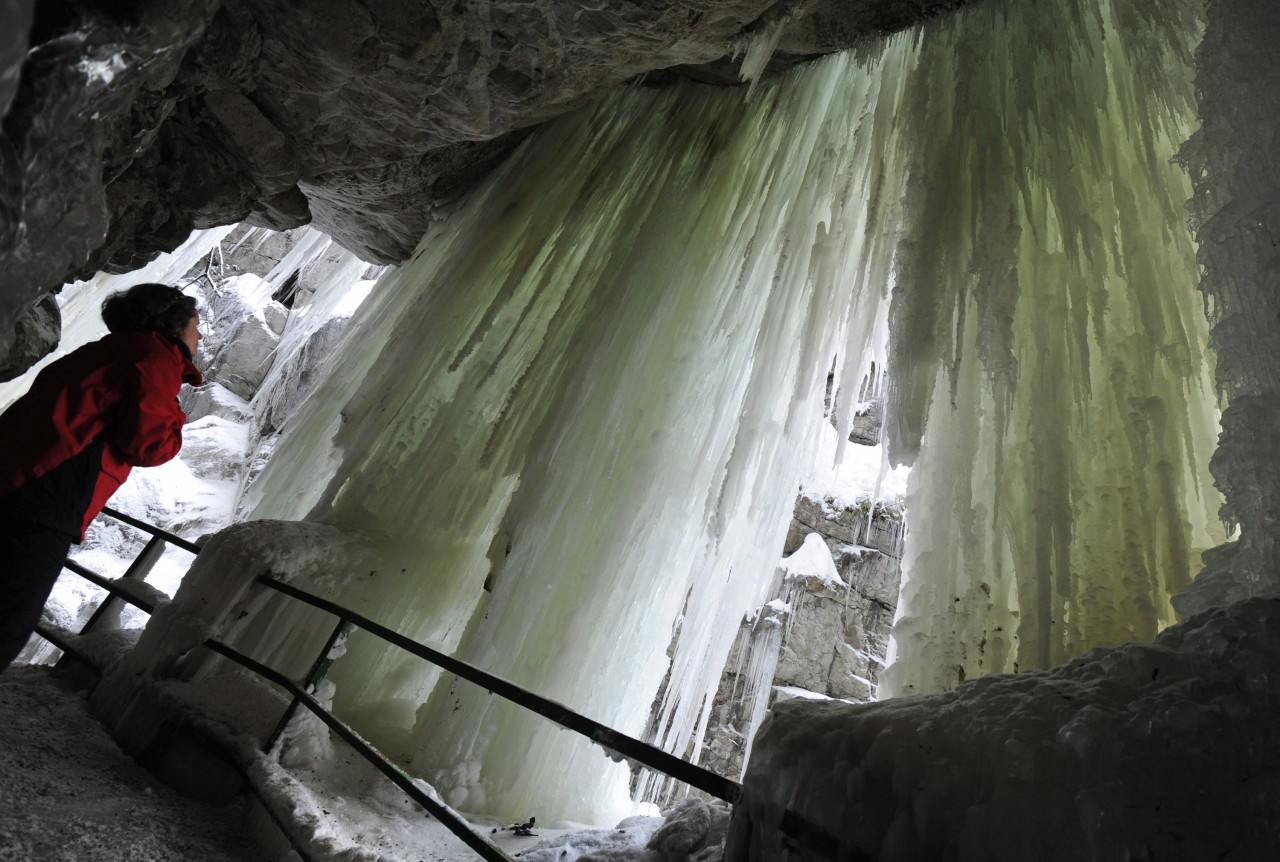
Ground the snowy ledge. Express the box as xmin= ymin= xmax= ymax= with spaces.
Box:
xmin=726 ymin=597 xmax=1280 ymax=861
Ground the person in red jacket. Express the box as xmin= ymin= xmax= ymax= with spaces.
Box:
xmin=0 ymin=283 xmax=203 ymax=671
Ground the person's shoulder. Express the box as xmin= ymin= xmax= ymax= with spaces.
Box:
xmin=123 ymin=331 xmax=201 ymax=386
xmin=99 ymin=330 xmax=183 ymax=364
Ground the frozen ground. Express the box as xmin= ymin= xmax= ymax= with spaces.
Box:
xmin=0 ymin=658 xmax=727 ymax=862
xmin=0 ymin=665 xmax=276 ymax=862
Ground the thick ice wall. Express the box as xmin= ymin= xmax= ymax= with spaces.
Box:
xmin=234 ymin=40 xmax=919 ymax=821
xmin=882 ymin=0 xmax=1227 ymax=694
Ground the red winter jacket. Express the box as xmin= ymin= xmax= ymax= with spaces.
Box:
xmin=0 ymin=330 xmax=202 ymax=540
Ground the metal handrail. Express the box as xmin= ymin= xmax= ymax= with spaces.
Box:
xmin=44 ymin=560 xmax=517 ymax=861
xmin=254 ymin=574 xmax=744 ymax=804
xmin=205 ymin=639 xmax=517 ymax=862
xmin=58 ymin=509 xmax=176 ymax=657
xmin=101 ymin=505 xmax=202 ymax=554
xmin=63 ymin=558 xmax=158 ymax=613
xmin=251 ymin=574 xmax=848 ymax=859
xmin=45 ymin=516 xmax=853 ymax=862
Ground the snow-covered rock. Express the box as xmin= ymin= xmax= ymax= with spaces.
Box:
xmin=521 ymin=799 xmax=729 ymax=862
xmin=173 ymin=416 xmax=251 ymax=482
xmin=182 ymin=381 xmax=253 ymax=424
xmin=683 ymin=502 xmax=904 ymax=788
xmin=262 ymin=300 xmax=289 ymax=335
xmin=726 ymin=597 xmax=1280 ymax=861
xmin=199 ymin=274 xmax=282 ymax=399
xmin=252 ymin=313 xmax=356 ymax=432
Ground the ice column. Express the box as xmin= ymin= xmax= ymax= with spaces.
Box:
xmin=236 ymin=41 xmax=918 ymax=821
xmin=882 ymin=0 xmax=1226 ymax=695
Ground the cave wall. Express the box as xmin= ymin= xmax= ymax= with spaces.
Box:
xmin=0 ymin=0 xmax=971 ymax=366
xmin=1172 ymin=0 xmax=1280 ymax=615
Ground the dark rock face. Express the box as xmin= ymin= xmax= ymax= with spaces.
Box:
xmin=0 ymin=0 xmax=33 ymax=120
xmin=727 ymin=597 xmax=1280 ymax=861
xmin=1173 ymin=0 xmax=1280 ymax=615
xmin=0 ymin=293 xmax=59 ymax=382
xmin=0 ymin=0 xmax=218 ymax=354
xmin=0 ymin=0 xmax=968 ymax=360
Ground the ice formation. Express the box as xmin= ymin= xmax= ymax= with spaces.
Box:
xmin=726 ymin=597 xmax=1280 ymax=861
xmin=880 ymin=0 xmax=1227 ymax=695
xmin=229 ymin=38 xmax=919 ymax=822
xmin=522 ymin=798 xmax=730 ymax=862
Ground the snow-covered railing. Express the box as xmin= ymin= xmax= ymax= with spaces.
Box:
xmin=49 ymin=507 xmax=203 ymax=659
xmin=37 ymin=533 xmax=520 ymax=861
xmin=38 ymin=518 xmax=849 ymax=862
xmin=248 ymin=574 xmax=849 ymax=861
xmin=255 ymin=575 xmax=744 ymax=797
xmin=205 ymin=637 xmax=516 ymax=862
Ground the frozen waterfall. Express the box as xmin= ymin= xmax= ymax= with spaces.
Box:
xmin=880 ymin=0 xmax=1226 ymax=695
xmin=140 ymin=0 xmax=1230 ymax=828
xmin=227 ymin=39 xmax=918 ymax=822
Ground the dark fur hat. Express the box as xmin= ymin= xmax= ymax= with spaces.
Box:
xmin=101 ymin=283 xmax=198 ymax=341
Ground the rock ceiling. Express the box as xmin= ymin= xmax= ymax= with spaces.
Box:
xmin=0 ymin=0 xmax=966 ymax=358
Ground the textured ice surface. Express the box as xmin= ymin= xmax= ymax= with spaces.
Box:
xmin=728 ymin=597 xmax=1280 ymax=861
xmin=882 ymin=0 xmax=1227 ymax=695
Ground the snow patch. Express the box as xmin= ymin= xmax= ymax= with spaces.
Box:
xmin=779 ymin=533 xmax=842 ymax=589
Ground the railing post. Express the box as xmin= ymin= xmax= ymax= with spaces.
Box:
xmin=54 ymin=534 xmax=167 ymax=669
xmin=265 ymin=617 xmax=354 ymax=753
xmin=82 ymin=534 xmax=166 ymax=634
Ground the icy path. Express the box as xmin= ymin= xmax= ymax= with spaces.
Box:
xmin=0 ymin=665 xmax=276 ymax=862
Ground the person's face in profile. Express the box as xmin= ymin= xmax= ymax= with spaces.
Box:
xmin=179 ymin=313 xmax=202 ymax=356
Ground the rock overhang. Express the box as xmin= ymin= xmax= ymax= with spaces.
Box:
xmin=0 ymin=0 xmax=969 ymax=361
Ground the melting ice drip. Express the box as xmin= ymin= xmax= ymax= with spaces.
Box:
xmin=236 ymin=40 xmax=918 ymax=821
